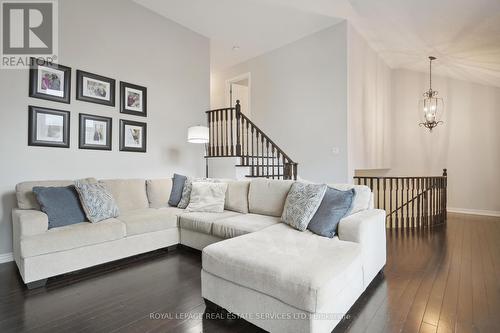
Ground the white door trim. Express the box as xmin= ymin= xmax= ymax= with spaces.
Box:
xmin=225 ymin=72 xmax=251 ymax=115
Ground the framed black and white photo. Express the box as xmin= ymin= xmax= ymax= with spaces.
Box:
xmin=76 ymin=70 xmax=115 ymax=106
xmin=119 ymin=119 xmax=146 ymax=152
xmin=28 ymin=106 xmax=70 ymax=148
xmin=29 ymin=58 xmax=71 ymax=104
xmin=120 ymin=82 xmax=147 ymax=117
xmin=79 ymin=114 xmax=112 ymax=150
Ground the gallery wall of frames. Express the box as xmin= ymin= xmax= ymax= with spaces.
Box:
xmin=28 ymin=58 xmax=148 ymax=153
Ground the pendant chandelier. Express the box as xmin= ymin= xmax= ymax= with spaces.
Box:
xmin=419 ymin=56 xmax=444 ymax=131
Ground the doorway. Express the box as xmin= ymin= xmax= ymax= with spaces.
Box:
xmin=226 ymin=73 xmax=251 ymax=118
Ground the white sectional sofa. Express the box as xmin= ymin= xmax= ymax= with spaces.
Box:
xmin=12 ymin=177 xmax=386 ymax=333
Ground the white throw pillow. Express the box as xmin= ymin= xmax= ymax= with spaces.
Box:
xmin=185 ymin=182 xmax=228 ymax=213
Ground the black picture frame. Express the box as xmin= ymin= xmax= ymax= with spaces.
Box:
xmin=76 ymin=70 xmax=115 ymax=106
xmin=29 ymin=58 xmax=71 ymax=104
xmin=119 ymin=119 xmax=147 ymax=153
xmin=120 ymin=81 xmax=147 ymax=117
xmin=28 ymin=105 xmax=70 ymax=148
xmin=79 ymin=113 xmax=112 ymax=150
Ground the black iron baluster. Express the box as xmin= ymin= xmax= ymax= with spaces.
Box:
xmin=411 ymin=178 xmax=415 ymax=228
xmin=389 ymin=178 xmax=393 ymax=228
xmin=207 ymin=112 xmax=212 ymax=156
xmin=395 ymin=178 xmax=399 ymax=228
xmin=246 ymin=120 xmax=249 ymax=164
xmin=239 ymin=117 xmax=243 ymax=160
xmin=251 ymin=126 xmax=255 ymax=175
xmin=256 ymin=132 xmax=260 ymax=176
xmin=266 ymin=141 xmax=270 ymax=177
xmin=406 ymin=178 xmax=410 ymax=228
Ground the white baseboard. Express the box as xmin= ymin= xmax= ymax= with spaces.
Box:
xmin=447 ymin=207 xmax=500 ymax=217
xmin=0 ymin=252 xmax=13 ymax=264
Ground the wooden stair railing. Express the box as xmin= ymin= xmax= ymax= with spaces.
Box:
xmin=354 ymin=169 xmax=447 ymax=228
xmin=206 ymin=100 xmax=298 ymax=180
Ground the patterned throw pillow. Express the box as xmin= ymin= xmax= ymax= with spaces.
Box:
xmin=177 ymin=177 xmax=216 ymax=209
xmin=281 ymin=182 xmax=327 ymax=231
xmin=74 ymin=179 xmax=119 ymax=223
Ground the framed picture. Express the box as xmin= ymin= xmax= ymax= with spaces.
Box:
xmin=76 ymin=70 xmax=115 ymax=106
xmin=28 ymin=106 xmax=70 ymax=148
xmin=120 ymin=82 xmax=147 ymax=117
xmin=119 ymin=119 xmax=146 ymax=152
xmin=29 ymin=58 xmax=71 ymax=104
xmin=79 ymin=114 xmax=112 ymax=150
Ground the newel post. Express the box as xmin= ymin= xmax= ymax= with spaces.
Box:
xmin=443 ymin=168 xmax=447 ymax=221
xmin=235 ymin=100 xmax=242 ymax=156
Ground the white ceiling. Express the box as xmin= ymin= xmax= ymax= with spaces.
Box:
xmin=134 ymin=0 xmax=342 ymax=70
xmin=135 ymin=0 xmax=500 ymax=87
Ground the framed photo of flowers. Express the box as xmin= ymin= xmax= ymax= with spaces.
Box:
xmin=120 ymin=82 xmax=147 ymax=117
xmin=29 ymin=59 xmax=71 ymax=104
xmin=76 ymin=70 xmax=115 ymax=106
xmin=119 ymin=119 xmax=146 ymax=153
xmin=28 ymin=106 xmax=70 ymax=148
xmin=79 ymin=114 xmax=112 ymax=150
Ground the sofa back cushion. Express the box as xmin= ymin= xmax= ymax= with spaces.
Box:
xmin=99 ymin=179 xmax=149 ymax=212
xmin=248 ymin=179 xmax=294 ymax=217
xmin=16 ymin=179 xmax=96 ymax=210
xmin=224 ymin=180 xmax=250 ymax=213
xmin=328 ymin=184 xmax=372 ymax=215
xmin=146 ymin=178 xmax=173 ymax=208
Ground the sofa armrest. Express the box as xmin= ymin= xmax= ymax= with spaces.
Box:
xmin=338 ymin=209 xmax=385 ymax=243
xmin=337 ymin=209 xmax=386 ymax=287
xmin=12 ymin=209 xmax=49 ymax=237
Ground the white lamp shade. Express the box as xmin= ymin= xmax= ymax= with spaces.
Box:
xmin=187 ymin=126 xmax=209 ymax=143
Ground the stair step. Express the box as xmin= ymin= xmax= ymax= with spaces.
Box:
xmin=205 ymin=155 xmax=239 ymax=158
xmin=205 ymin=155 xmax=280 ymax=159
xmin=235 ymin=164 xmax=285 ymax=168
xmin=239 ymin=155 xmax=282 ymax=159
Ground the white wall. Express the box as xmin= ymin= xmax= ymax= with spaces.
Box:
xmin=347 ymin=24 xmax=392 ymax=178
xmin=211 ymin=22 xmax=349 ymax=183
xmin=0 ymin=0 xmax=210 ymax=255
xmin=390 ymin=69 xmax=500 ymax=213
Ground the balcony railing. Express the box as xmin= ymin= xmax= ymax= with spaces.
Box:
xmin=354 ymin=169 xmax=447 ymax=228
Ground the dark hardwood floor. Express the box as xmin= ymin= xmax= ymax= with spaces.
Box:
xmin=0 ymin=213 xmax=499 ymax=333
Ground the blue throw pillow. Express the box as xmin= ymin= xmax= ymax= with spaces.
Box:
xmin=307 ymin=187 xmax=355 ymax=238
xmin=168 ymin=173 xmax=187 ymax=206
xmin=32 ymin=186 xmax=87 ymax=229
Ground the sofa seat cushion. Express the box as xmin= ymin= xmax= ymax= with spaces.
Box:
xmin=20 ymin=218 xmax=125 ymax=258
xmin=118 ymin=208 xmax=182 ymax=236
xmin=202 ymin=223 xmax=362 ymax=313
xmin=212 ymin=214 xmax=280 ymax=239
xmin=179 ymin=211 xmax=241 ymax=234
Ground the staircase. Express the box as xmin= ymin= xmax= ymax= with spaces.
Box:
xmin=206 ymin=100 xmax=298 ymax=180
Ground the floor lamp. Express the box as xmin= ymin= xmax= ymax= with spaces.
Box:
xmin=187 ymin=126 xmax=209 ymax=177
